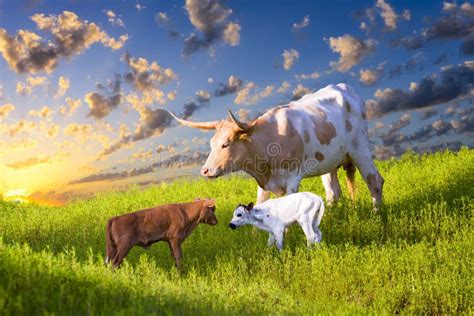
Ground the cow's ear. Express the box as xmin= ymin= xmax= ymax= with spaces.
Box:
xmin=246 ymin=202 xmax=254 ymax=211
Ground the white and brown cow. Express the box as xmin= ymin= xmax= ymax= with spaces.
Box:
xmin=170 ymin=83 xmax=384 ymax=210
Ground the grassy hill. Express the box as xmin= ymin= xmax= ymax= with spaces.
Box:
xmin=0 ymin=149 xmax=473 ymax=314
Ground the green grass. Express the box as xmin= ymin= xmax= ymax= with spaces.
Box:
xmin=0 ymin=148 xmax=473 ymax=314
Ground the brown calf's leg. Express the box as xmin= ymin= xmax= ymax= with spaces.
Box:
xmin=168 ymin=238 xmax=183 ymax=270
xmin=112 ymin=235 xmax=134 ymax=268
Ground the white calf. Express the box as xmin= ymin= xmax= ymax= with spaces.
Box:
xmin=228 ymin=192 xmax=325 ymax=250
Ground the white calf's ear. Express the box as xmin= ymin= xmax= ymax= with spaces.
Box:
xmin=246 ymin=202 xmax=254 ymax=211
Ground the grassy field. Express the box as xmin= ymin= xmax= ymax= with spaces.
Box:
xmin=0 ymin=149 xmax=473 ymax=314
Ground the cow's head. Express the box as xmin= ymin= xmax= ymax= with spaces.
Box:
xmin=228 ymin=202 xmax=253 ymax=229
xmin=169 ymin=110 xmax=253 ymax=178
xmin=198 ymin=199 xmax=218 ymax=226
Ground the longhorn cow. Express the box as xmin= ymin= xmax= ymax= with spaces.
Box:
xmin=170 ymin=84 xmax=384 ymax=210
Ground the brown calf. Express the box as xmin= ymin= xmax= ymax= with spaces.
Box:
xmin=105 ymin=199 xmax=218 ymax=268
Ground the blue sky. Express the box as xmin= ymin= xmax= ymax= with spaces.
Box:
xmin=0 ymin=0 xmax=472 ymax=203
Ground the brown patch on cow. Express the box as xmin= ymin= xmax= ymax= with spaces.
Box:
xmin=312 ymin=108 xmax=337 ymax=145
xmin=314 ymin=151 xmax=324 ymax=161
xmin=304 ymin=130 xmax=310 ymax=143
xmin=345 ymin=101 xmax=351 ymax=112
xmin=346 ymin=120 xmax=352 ymax=132
xmin=315 ymin=121 xmax=337 ymax=145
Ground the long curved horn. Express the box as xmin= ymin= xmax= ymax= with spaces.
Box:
xmin=228 ymin=110 xmax=249 ymax=131
xmin=168 ymin=111 xmax=218 ymax=130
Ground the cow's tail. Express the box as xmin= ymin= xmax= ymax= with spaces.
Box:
xmin=344 ymin=162 xmax=356 ymax=201
xmin=105 ymin=220 xmax=116 ymax=265
xmin=315 ymin=197 xmax=325 ymax=228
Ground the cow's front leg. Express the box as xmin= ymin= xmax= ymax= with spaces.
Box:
xmin=274 ymin=227 xmax=285 ymax=251
xmin=267 ymin=233 xmax=276 ymax=247
xmin=285 ymin=176 xmax=301 ymax=195
xmin=256 ymin=186 xmax=271 ymax=204
xmin=321 ymin=170 xmax=342 ymax=205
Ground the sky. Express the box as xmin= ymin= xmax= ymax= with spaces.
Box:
xmin=0 ymin=0 xmax=472 ymax=204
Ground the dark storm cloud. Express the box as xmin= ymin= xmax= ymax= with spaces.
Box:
xmin=0 ymin=11 xmax=127 ymax=74
xmin=367 ymin=60 xmax=474 ymax=118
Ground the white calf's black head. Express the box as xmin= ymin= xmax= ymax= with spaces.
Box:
xmin=228 ymin=202 xmax=254 ymax=229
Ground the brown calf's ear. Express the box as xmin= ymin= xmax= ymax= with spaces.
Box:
xmin=246 ymin=202 xmax=254 ymax=211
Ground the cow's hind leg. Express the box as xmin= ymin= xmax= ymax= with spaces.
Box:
xmin=349 ymin=151 xmax=384 ymax=211
xmin=299 ymin=217 xmax=318 ymax=246
xmin=112 ymin=235 xmax=134 ymax=268
xmin=321 ymin=170 xmax=342 ymax=206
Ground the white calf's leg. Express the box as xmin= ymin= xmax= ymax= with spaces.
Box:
xmin=256 ymin=186 xmax=271 ymax=204
xmin=299 ymin=218 xmax=318 ymax=246
xmin=273 ymin=227 xmax=285 ymax=251
xmin=321 ymin=171 xmax=342 ymax=205
xmin=267 ymin=233 xmax=276 ymax=247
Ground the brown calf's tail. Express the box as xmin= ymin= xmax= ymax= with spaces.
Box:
xmin=105 ymin=220 xmax=116 ymax=264
xmin=344 ymin=162 xmax=356 ymax=201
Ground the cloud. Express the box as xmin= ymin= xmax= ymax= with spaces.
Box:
xmin=85 ymin=74 xmax=122 ymax=120
xmin=419 ymin=107 xmax=438 ymax=120
xmin=59 ymin=97 xmax=81 ymax=116
xmin=213 ymin=75 xmax=243 ymax=96
xmin=295 ymin=71 xmax=320 ymax=81
xmin=99 ymin=107 xmax=173 ymax=157
xmin=389 ymin=54 xmax=423 ymax=78
xmin=5 ymin=120 xmax=36 ymax=137
xmin=28 ymin=105 xmax=53 ymax=119
xmin=0 ymin=11 xmax=128 ymax=74
xmin=282 ymin=49 xmax=299 ymax=70
xmin=105 ymin=10 xmax=125 ymax=27
xmin=6 ymin=155 xmax=51 ymax=169
xmin=182 ymin=89 xmax=211 ymax=119
xmin=135 ymin=4 xmax=145 ymax=11
xmin=366 ymin=60 xmax=474 ymax=118
xmin=292 ymin=15 xmax=310 ymax=32
xmin=0 ymin=103 xmax=15 ymax=119
xmin=276 ymin=81 xmax=291 ymax=93
xmin=359 ymin=63 xmax=384 ymax=86
xmin=183 ymin=0 xmax=241 ymax=56
xmin=234 ymin=82 xmax=274 ymax=105
xmin=123 ymin=53 xmax=177 ymax=94
xmin=155 ymin=12 xmax=179 ymax=39
xmin=16 ymin=82 xmax=32 ymax=95
xmin=380 ymin=113 xmax=411 ymax=146
xmin=26 ymin=75 xmax=48 ymax=87
xmin=391 ymin=2 xmax=474 ymax=55
xmin=46 ymin=123 xmax=60 ymax=138
xmin=292 ymin=84 xmax=315 ymax=100
xmin=54 ymin=76 xmax=70 ymax=98
xmin=433 ymin=52 xmax=448 ymax=65
xmin=359 ymin=0 xmax=410 ymax=32
xmin=237 ymin=108 xmax=250 ymax=121
xmin=328 ymin=35 xmax=377 ymax=72
xmin=63 ymin=123 xmax=93 ymax=142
